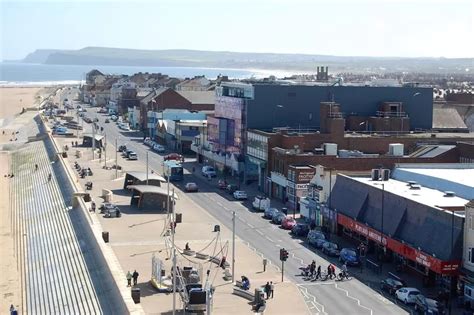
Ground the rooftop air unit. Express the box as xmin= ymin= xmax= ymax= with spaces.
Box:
xmin=371 ymin=169 xmax=380 ymax=181
xmin=389 ymin=143 xmax=404 ymax=156
xmin=409 ymin=184 xmax=421 ymax=190
xmin=444 ymin=191 xmax=456 ymax=197
xmin=381 ymin=169 xmax=390 ymax=181
xmin=323 ymin=143 xmax=338 ymax=156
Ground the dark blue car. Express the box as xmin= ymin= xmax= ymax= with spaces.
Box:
xmin=291 ymin=223 xmax=310 ymax=237
xmin=339 ymin=248 xmax=360 ymax=266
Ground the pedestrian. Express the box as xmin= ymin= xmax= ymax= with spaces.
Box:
xmin=264 ymin=282 xmax=271 ymax=299
xmin=91 ymin=201 xmax=96 ymax=212
xmin=315 ymin=265 xmax=321 ymax=280
xmin=309 ymin=260 xmax=316 ymax=277
xmin=269 ymin=281 xmax=274 ymax=298
xmin=330 ymin=264 xmax=336 ymax=279
xmin=219 ymin=256 xmax=227 ymax=269
xmin=327 ymin=264 xmax=332 ymax=279
xmin=48 ymin=173 xmax=52 ymax=182
xmin=35 ymin=164 xmax=38 ymax=171
xmin=132 ymin=270 xmax=139 ymax=286
xmin=126 ymin=271 xmax=132 ymax=287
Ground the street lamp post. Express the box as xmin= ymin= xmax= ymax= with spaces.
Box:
xmin=375 ymin=182 xmax=385 ymax=271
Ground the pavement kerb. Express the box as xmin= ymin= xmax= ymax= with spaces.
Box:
xmin=40 ymin=115 xmax=145 ymax=315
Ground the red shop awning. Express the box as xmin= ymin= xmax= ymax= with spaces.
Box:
xmin=337 ymin=214 xmax=460 ymax=275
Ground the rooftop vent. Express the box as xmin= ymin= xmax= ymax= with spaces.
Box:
xmin=407 ymin=181 xmax=417 ymax=186
xmin=409 ymin=184 xmax=421 ymax=190
xmin=444 ymin=191 xmax=456 ymax=197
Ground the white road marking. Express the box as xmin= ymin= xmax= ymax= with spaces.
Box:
xmin=265 ymin=236 xmax=274 ymax=243
xmin=256 ymin=230 xmax=264 ymax=236
xmin=247 ymin=223 xmax=255 ymax=228
xmin=297 ymin=285 xmax=327 ymax=315
xmin=335 ymin=283 xmax=373 ymax=315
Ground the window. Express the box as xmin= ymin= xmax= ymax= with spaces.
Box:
xmin=470 ymin=248 xmax=474 ymax=263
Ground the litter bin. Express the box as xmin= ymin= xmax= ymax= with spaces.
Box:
xmin=131 ymin=287 xmax=140 ymax=303
xmin=102 ymin=231 xmax=109 ymax=243
xmin=282 ymin=207 xmax=288 ymax=215
xmin=254 ymin=288 xmax=265 ymax=304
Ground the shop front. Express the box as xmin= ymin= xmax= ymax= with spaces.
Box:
xmin=338 ymin=214 xmax=460 ymax=285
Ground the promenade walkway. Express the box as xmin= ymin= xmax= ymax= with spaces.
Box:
xmin=10 ymin=134 xmax=104 ymax=314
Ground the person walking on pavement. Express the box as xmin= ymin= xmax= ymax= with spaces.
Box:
xmin=269 ymin=281 xmax=274 ymax=298
xmin=264 ymin=282 xmax=271 ymax=299
xmin=35 ymin=164 xmax=38 ymax=171
xmin=327 ymin=264 xmax=332 ymax=279
xmin=91 ymin=201 xmax=96 ymax=213
xmin=126 ymin=271 xmax=132 ymax=287
xmin=48 ymin=173 xmax=52 ymax=182
xmin=132 ymin=270 xmax=139 ymax=286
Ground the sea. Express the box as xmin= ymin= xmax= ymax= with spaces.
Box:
xmin=0 ymin=62 xmax=278 ymax=86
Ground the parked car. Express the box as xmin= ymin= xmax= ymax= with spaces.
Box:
xmin=307 ymin=230 xmax=326 ymax=248
xmin=185 ymin=182 xmax=199 ymax=192
xmin=264 ymin=207 xmax=279 ymax=220
xmin=291 ymin=223 xmax=310 ymax=237
xmin=226 ymin=184 xmax=239 ymax=194
xmin=128 ymin=152 xmax=138 ymax=160
xmin=202 ymin=166 xmax=217 ymax=177
xmin=233 ymin=190 xmax=247 ymax=200
xmin=414 ymin=295 xmax=445 ymax=314
xmin=153 ymin=144 xmax=165 ymax=153
xmin=118 ymin=145 xmax=127 ymax=152
xmin=281 ymin=216 xmax=297 ymax=230
xmin=252 ymin=195 xmax=270 ymax=212
xmin=271 ymin=212 xmax=286 ymax=225
xmin=380 ymin=278 xmax=404 ymax=295
xmin=395 ymin=287 xmax=421 ymax=304
xmin=104 ymin=118 xmax=110 ymax=123
xmin=339 ymin=248 xmax=361 ymax=266
xmin=123 ymin=149 xmax=134 ymax=157
xmin=164 ymin=153 xmax=184 ymax=162
xmin=321 ymin=241 xmax=340 ymax=256
xmin=217 ymin=180 xmax=228 ymax=190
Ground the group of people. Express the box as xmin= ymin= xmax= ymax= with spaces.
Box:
xmin=263 ymin=281 xmax=274 ymax=299
xmin=301 ymin=261 xmax=349 ymax=281
xmin=126 ymin=270 xmax=140 ymax=287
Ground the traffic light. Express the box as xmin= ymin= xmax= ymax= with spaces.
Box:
xmin=280 ymin=248 xmax=289 ymax=261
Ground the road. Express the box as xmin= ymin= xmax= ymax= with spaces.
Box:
xmin=68 ymin=89 xmax=408 ymax=315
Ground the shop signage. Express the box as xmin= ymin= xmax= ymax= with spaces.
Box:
xmin=338 ymin=214 xmax=460 ymax=275
xmin=298 ymin=171 xmax=315 ymax=182
xmin=296 ymin=184 xmax=309 ymax=190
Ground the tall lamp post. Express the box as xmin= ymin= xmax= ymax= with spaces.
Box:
xmin=375 ymin=182 xmax=385 ymax=271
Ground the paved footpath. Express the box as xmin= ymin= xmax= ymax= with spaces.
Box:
xmin=52 ymin=103 xmax=309 ymax=313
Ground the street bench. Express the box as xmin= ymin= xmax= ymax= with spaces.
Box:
xmin=223 ymin=269 xmax=232 ymax=281
xmin=195 ymin=252 xmax=209 ymax=260
xmin=210 ymin=256 xmax=230 ymax=268
xmin=183 ymin=249 xmax=196 ymax=256
xmin=233 ymin=286 xmax=254 ymax=301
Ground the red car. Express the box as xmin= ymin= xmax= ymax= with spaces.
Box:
xmin=218 ymin=180 xmax=228 ymax=189
xmin=164 ymin=153 xmax=184 ymax=162
xmin=281 ymin=216 xmax=297 ymax=230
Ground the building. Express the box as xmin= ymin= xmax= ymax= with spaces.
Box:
xmin=462 ymin=200 xmax=474 ymax=309
xmin=175 ymin=76 xmax=211 ymax=91
xmin=247 ymin=127 xmax=470 ymax=197
xmin=331 ymin=174 xmax=467 ymax=287
xmin=195 ymin=81 xmax=436 ymax=183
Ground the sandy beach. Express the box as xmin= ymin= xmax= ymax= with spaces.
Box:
xmin=0 ymin=87 xmax=44 ymax=119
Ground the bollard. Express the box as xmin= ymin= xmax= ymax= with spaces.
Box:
xmin=102 ymin=231 xmax=109 ymax=243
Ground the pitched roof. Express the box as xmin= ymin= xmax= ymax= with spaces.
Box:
xmin=140 ymin=88 xmax=169 ymax=104
xmin=432 ymin=107 xmax=468 ymax=130
xmin=177 ymin=91 xmax=215 ymax=104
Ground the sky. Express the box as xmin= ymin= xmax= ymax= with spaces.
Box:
xmin=0 ymin=0 xmax=473 ymax=60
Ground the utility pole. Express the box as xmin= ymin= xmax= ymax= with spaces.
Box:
xmin=115 ymin=138 xmax=118 ymax=179
xmin=232 ymin=211 xmax=236 ymax=283
xmin=104 ymin=133 xmax=107 ymax=168
xmin=146 ymin=151 xmax=149 ymax=185
xmin=92 ymin=122 xmax=96 ymax=160
xmin=172 ymin=188 xmax=177 ymax=315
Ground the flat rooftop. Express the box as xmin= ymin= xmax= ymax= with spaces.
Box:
xmin=392 ymin=163 xmax=474 ymax=200
xmin=354 ymin=177 xmax=469 ymax=213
